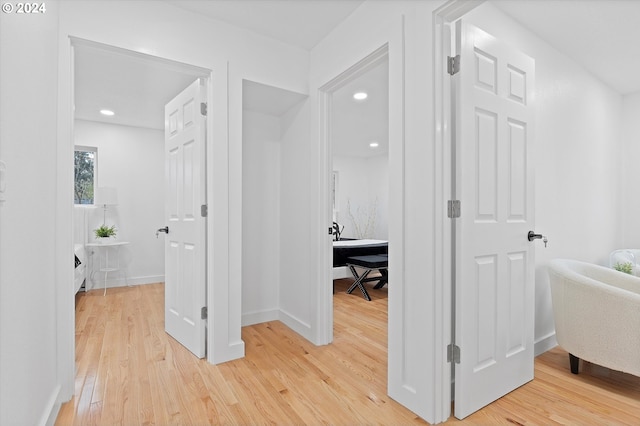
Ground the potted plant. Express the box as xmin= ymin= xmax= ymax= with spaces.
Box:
xmin=94 ymin=224 xmax=117 ymax=243
xmin=614 ymin=261 xmax=633 ymax=275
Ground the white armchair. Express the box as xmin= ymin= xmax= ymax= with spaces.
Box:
xmin=548 ymin=259 xmax=640 ymax=377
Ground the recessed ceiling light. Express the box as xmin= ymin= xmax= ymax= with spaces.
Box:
xmin=353 ymin=92 xmax=368 ymax=101
xmin=100 ymin=109 xmax=115 ymax=116
xmin=369 ymin=141 xmax=379 ymax=148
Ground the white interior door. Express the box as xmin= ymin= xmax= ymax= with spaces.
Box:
xmin=163 ymin=78 xmax=207 ymax=358
xmin=454 ymin=22 xmax=535 ymax=419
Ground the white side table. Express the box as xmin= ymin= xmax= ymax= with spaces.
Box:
xmin=86 ymin=241 xmax=130 ymax=295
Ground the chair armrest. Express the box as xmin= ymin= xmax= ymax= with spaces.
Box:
xmin=549 ymin=264 xmax=640 ymax=376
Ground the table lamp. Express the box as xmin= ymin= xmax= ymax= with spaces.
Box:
xmin=94 ymin=186 xmax=118 ymax=225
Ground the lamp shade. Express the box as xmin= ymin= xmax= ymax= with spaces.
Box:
xmin=94 ymin=187 xmax=118 ymax=206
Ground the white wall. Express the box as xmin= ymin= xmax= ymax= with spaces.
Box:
xmin=467 ymin=1 xmax=624 ymax=355
xmin=74 ymin=120 xmax=165 ymax=288
xmin=242 ymin=110 xmax=281 ymax=325
xmin=0 ymin=2 xmax=62 ymax=425
xmin=59 ymin=1 xmax=309 ymax=95
xmin=278 ymin=100 xmax=313 ymax=336
xmin=621 ymin=90 xmax=640 ymax=247
xmin=242 ymin=88 xmax=311 ymax=333
xmin=333 ymin=155 xmax=389 ymax=240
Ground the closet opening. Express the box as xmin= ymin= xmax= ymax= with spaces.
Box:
xmin=240 ymin=79 xmax=308 ymax=330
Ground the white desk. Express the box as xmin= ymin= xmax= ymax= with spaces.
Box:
xmin=86 ymin=241 xmax=130 ymax=295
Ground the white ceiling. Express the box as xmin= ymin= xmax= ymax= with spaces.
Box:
xmin=74 ymin=41 xmax=207 ymax=130
xmin=492 ymin=0 xmax=640 ymax=95
xmin=332 ymin=59 xmax=389 ymax=158
xmin=74 ymin=0 xmax=640 ymax=155
xmin=162 ymin=0 xmax=640 ymax=95
xmin=242 ymin=80 xmax=308 ymax=117
xmin=164 ymin=0 xmax=365 ymax=51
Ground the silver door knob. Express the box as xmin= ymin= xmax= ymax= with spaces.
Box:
xmin=527 ymin=231 xmax=548 ymax=247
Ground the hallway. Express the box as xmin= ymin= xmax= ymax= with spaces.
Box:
xmin=57 ymin=282 xmax=640 ymax=425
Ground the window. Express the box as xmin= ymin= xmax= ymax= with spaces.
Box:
xmin=74 ymin=146 xmax=97 ymax=205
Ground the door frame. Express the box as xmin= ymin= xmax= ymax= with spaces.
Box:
xmin=433 ymin=0 xmax=485 ymax=421
xmin=57 ymin=36 xmax=224 ymax=400
xmin=316 ymin=44 xmax=390 ymax=345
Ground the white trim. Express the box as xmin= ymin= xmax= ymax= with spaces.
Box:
xmin=207 ymin=60 xmax=245 ymax=364
xmin=83 ymin=275 xmax=165 ymax=291
xmin=123 ymin=275 xmax=165 ymax=286
xmin=242 ymin=309 xmax=280 ymax=327
xmin=316 ymin=86 xmax=334 ymax=346
xmin=332 ymin=266 xmax=350 ymax=280
xmin=279 ymin=308 xmax=313 ymax=338
xmin=70 ymin=37 xmax=211 ymax=75
xmin=39 ymin=384 xmax=62 ymax=426
xmin=56 ymin=33 xmax=76 ymax=404
xmin=432 ymin=8 xmax=453 ymax=423
xmin=535 ymin=332 xmax=558 ymax=357
xmin=433 ymin=1 xmax=485 ymax=422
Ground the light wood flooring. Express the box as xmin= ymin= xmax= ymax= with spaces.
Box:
xmin=57 ymin=279 xmax=640 ymax=425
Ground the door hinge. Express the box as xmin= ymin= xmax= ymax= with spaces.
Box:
xmin=328 ymin=226 xmax=333 ymax=235
xmin=201 ymin=204 xmax=208 ymax=217
xmin=448 ymin=200 xmax=461 ymax=218
xmin=201 ymin=102 xmax=208 ymax=116
xmin=201 ymin=306 xmax=208 ymax=320
xmin=447 ymin=343 xmax=461 ymax=364
xmin=447 ymin=55 xmax=460 ymax=75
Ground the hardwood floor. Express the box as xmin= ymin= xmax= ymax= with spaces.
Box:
xmin=57 ymin=280 xmax=640 ymax=425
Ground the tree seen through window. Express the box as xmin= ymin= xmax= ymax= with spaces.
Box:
xmin=74 ymin=148 xmax=96 ymax=204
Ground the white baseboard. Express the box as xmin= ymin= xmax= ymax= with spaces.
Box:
xmin=278 ymin=308 xmax=312 ymax=340
xmin=209 ymin=339 xmax=245 ymax=364
xmin=534 ymin=332 xmax=557 ymax=357
xmin=85 ymin=274 xmax=164 ymax=290
xmin=333 ymin=266 xmax=350 ymax=279
xmin=242 ymin=308 xmax=279 ymax=326
xmin=240 ymin=309 xmax=311 ymax=342
xmin=40 ymin=384 xmax=61 ymax=426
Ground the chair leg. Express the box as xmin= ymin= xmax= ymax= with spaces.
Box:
xmin=569 ymin=353 xmax=580 ymax=374
xmin=372 ymin=268 xmax=388 ymax=289
xmin=346 ymin=266 xmax=372 ymax=301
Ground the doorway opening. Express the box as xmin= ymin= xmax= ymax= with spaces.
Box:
xmin=317 ymin=46 xmax=390 ymax=349
xmin=70 ymin=37 xmax=211 ymax=358
xmin=330 ymin=56 xmax=390 ymax=317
